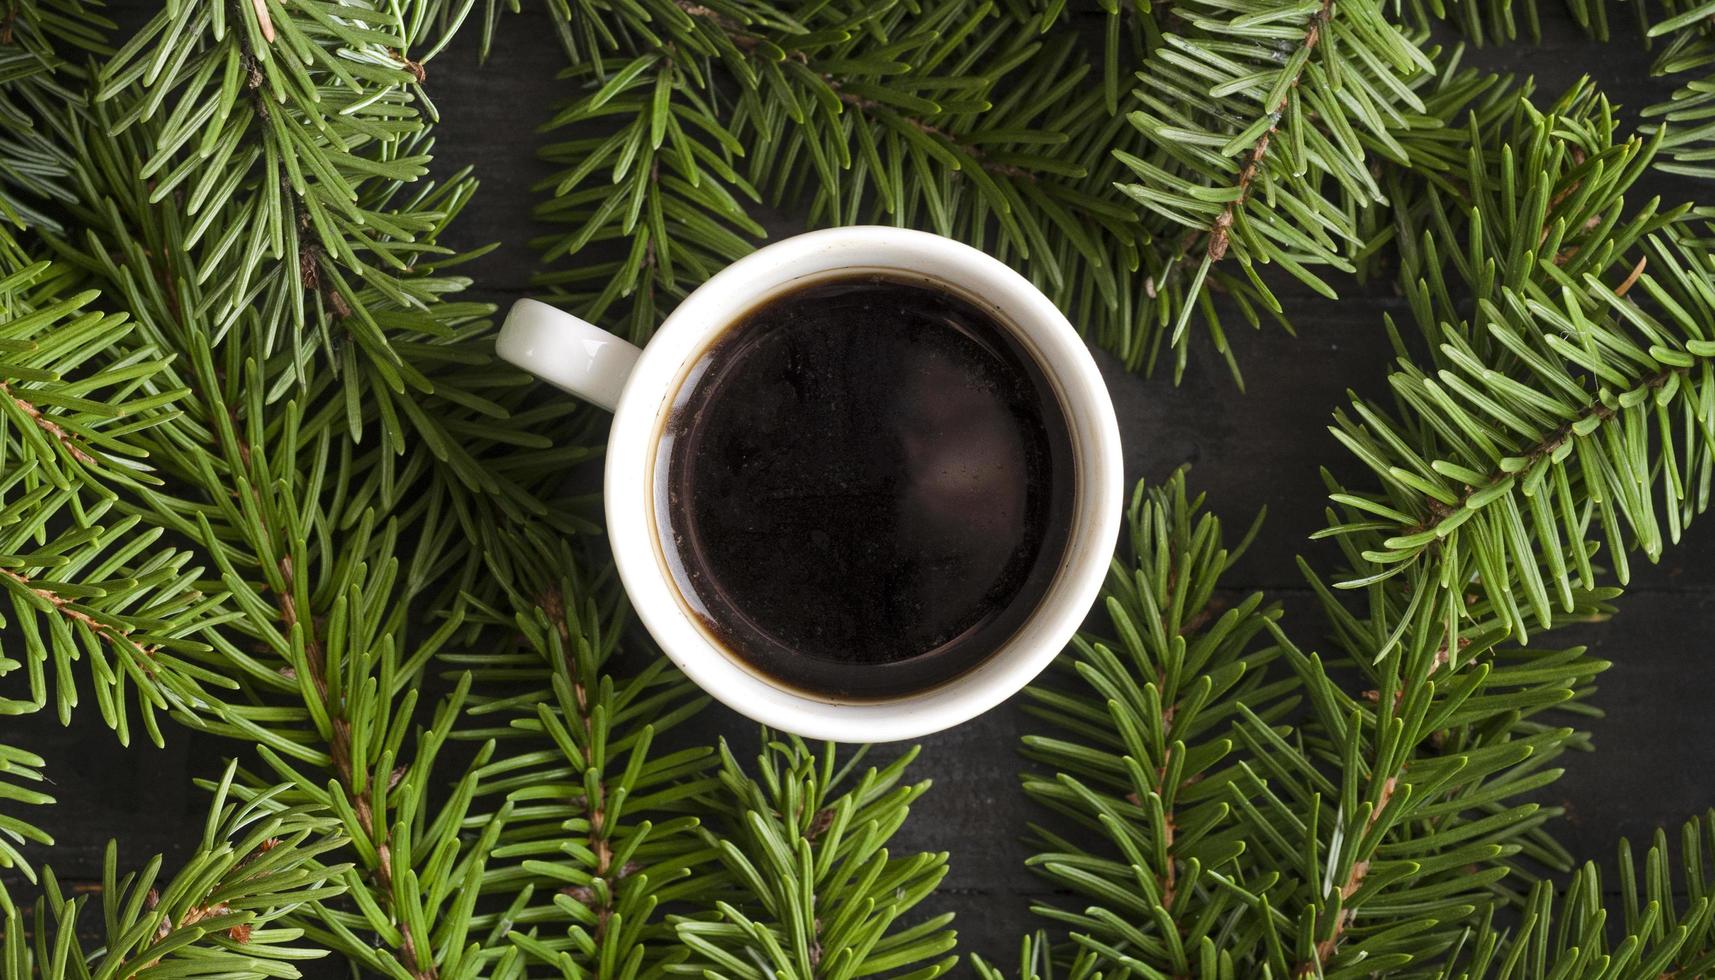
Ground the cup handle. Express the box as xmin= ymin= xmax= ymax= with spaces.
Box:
xmin=495 ymin=298 xmax=642 ymax=412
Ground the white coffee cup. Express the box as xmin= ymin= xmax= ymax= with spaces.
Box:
xmin=496 ymin=226 xmax=1122 ymax=741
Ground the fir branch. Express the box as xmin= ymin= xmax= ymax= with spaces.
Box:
xmin=1634 ymin=0 xmax=1715 ymax=179
xmin=0 ymin=229 xmax=186 ymax=495
xmin=1324 ymin=86 xmax=1707 ymax=640
xmin=1199 ymin=560 xmax=1604 ymax=973
xmin=529 ymin=53 xmax=764 ymax=345
xmin=1376 ymin=78 xmax=1664 ymax=348
xmin=1202 ymin=0 xmax=1339 ymax=265
xmin=48 ymin=49 xmax=590 ymax=536
xmin=153 ymin=405 xmax=499 ymax=980
xmin=47 ymin=82 xmax=553 ymax=511
xmin=1399 ymin=0 xmax=1715 ymax=179
xmin=1267 ymin=84 xmax=1715 ymax=974
xmin=1 ymin=380 xmax=92 ymax=465
xmin=0 ymin=232 xmax=234 ymax=905
xmin=999 ymin=470 xmax=1610 ymax=976
xmin=1248 ymin=458 xmax=1617 ymax=974
xmin=1117 ymin=0 xmax=1433 ymax=349
xmin=450 ymin=540 xmax=719 ymax=980
xmin=86 ymin=0 xmax=500 ymax=462
xmin=0 ymin=742 xmax=50 ymax=919
xmin=0 ymin=0 xmax=106 ymax=230
xmin=1016 ymin=470 xmax=1294 ymax=978
xmin=1 ymin=760 xmax=349 ymax=980
xmin=13 ymin=7 xmax=1715 ymax=980
xmin=673 ymin=737 xmax=960 ymax=979
xmin=1438 ymin=812 xmax=1715 ymax=978
xmin=12 ymin=14 xmax=577 ymax=980
xmin=522 ymin=1 xmax=1156 ymax=374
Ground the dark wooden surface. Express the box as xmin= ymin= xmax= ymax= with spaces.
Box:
xmin=13 ymin=2 xmax=1715 ymax=967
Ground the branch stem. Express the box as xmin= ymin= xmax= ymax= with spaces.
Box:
xmin=541 ymin=588 xmax=622 ymax=947
xmin=1295 ymin=775 xmax=1397 ymax=976
xmin=1 ymin=380 xmax=97 ymax=465
xmin=1411 ymin=361 xmax=1693 ymax=533
xmin=204 ymin=395 xmax=435 ymax=980
xmin=1205 ymin=0 xmax=1336 ymax=261
xmin=0 ymin=565 xmax=157 ymax=665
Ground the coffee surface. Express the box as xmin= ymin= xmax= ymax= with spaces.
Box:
xmin=657 ymin=275 xmax=1075 ymax=700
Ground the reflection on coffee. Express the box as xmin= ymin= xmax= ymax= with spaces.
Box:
xmin=656 ymin=274 xmax=1075 ymax=700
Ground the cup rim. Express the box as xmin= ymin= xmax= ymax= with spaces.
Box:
xmin=604 ymin=226 xmax=1122 ymax=741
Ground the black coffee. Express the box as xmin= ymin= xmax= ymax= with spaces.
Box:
xmin=656 ymin=274 xmax=1075 ymax=700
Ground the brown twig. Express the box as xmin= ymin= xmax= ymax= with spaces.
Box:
xmin=124 ymin=842 xmax=275 ymax=980
xmin=2 ymin=381 xmax=98 ymax=465
xmin=275 ymin=553 xmax=436 ymax=980
xmin=1204 ymin=0 xmax=1337 ymax=262
xmin=210 ymin=382 xmax=433 ymax=980
xmin=1136 ymin=1 xmax=1338 ymax=304
xmin=1408 ymin=363 xmax=1691 ymax=535
xmin=1110 ymin=569 xmax=1232 ymax=979
xmin=1294 ymin=776 xmax=1398 ymax=976
xmin=104 ymin=62 xmax=419 ymax=972
xmin=1545 ymin=148 xmax=1588 ymax=215
xmin=0 ymin=566 xmax=159 ymax=665
xmin=238 ymin=47 xmax=352 ymax=324
xmin=1362 ymin=636 xmax=1467 ymax=707
xmin=1178 ymin=595 xmax=1227 ymax=637
xmin=674 ymin=1 xmax=762 ymax=49
xmin=391 ymin=49 xmax=427 ymax=83
xmin=1116 ymin=731 xmax=1189 ymax=978
xmin=539 ymin=587 xmax=622 ymax=945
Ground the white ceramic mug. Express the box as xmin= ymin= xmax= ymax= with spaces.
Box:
xmin=496 ymin=226 xmax=1122 ymax=741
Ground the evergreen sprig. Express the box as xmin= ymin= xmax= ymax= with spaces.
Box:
xmin=0 ymin=741 xmax=47 ymax=920
xmin=984 ymin=469 xmax=1610 ymax=977
xmin=673 ymin=738 xmax=959 ymax=980
xmin=518 ymin=1 xmax=1156 ymax=372
xmin=530 ymin=51 xmax=764 ymax=346
xmin=0 ymin=230 xmax=227 ymax=912
xmin=1439 ymin=811 xmax=1715 ymax=978
xmin=35 ymin=95 xmax=516 ymax=979
xmin=1618 ymin=0 xmax=1715 ymax=180
xmin=0 ymin=234 xmax=221 ymax=746
xmin=1114 ymin=0 xmax=1432 ymax=361
xmin=1013 ymin=470 xmax=1292 ymax=978
xmin=1326 ymin=84 xmax=1710 ymax=643
xmin=452 ymin=540 xmax=720 ymax=980
xmin=1 ymin=761 xmax=349 ymax=980
xmin=1231 ymin=593 xmax=1606 ymax=976
xmin=1393 ymin=0 xmax=1715 ymax=180
xmin=0 ymin=0 xmax=106 ymax=230
xmin=2 ymin=7 xmax=594 ymax=980
xmin=92 ymin=0 xmax=474 ymax=391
